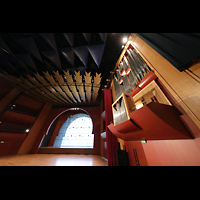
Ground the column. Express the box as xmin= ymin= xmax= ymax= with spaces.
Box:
xmin=17 ymin=103 xmax=52 ymax=154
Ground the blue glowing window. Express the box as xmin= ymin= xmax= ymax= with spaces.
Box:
xmin=53 ymin=113 xmax=94 ymax=148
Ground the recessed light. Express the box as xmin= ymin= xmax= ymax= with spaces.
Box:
xmin=25 ymin=129 xmax=30 ymax=133
xmin=123 ymin=37 xmax=127 ymax=43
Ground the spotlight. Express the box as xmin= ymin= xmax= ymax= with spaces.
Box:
xmin=123 ymin=37 xmax=127 ymax=43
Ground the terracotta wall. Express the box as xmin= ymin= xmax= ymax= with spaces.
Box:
xmin=0 ymin=76 xmax=46 ymax=156
xmin=126 ymin=139 xmax=200 ymax=166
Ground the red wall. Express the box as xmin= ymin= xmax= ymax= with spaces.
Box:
xmin=0 ymin=132 xmax=26 ymax=156
xmin=126 ymin=138 xmax=200 ymax=166
xmin=0 ymin=76 xmax=45 ymax=157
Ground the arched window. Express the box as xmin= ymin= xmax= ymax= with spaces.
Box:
xmin=53 ymin=113 xmax=94 ymax=148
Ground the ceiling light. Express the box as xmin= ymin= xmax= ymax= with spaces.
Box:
xmin=123 ymin=37 xmax=127 ymax=43
xmin=25 ymin=129 xmax=30 ymax=133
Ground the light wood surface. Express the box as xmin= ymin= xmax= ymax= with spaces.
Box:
xmin=0 ymin=154 xmax=108 ymax=166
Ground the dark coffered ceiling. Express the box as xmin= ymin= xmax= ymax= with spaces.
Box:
xmin=0 ymin=33 xmax=130 ymax=107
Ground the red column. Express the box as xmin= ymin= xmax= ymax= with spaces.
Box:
xmin=104 ymin=89 xmax=118 ymax=166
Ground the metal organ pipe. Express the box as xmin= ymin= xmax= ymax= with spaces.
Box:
xmin=131 ymin=48 xmax=150 ymax=74
xmin=124 ymin=56 xmax=140 ymax=83
xmin=129 ymin=48 xmax=147 ymax=75
xmin=127 ymin=49 xmax=144 ymax=79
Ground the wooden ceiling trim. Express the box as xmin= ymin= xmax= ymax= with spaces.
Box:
xmin=18 ymin=76 xmax=55 ymax=104
xmin=44 ymin=71 xmax=73 ymax=104
xmin=92 ymin=72 xmax=102 ymax=103
xmin=76 ymin=83 xmax=85 ymax=102
xmin=24 ymin=75 xmax=59 ymax=104
xmin=0 ymin=70 xmax=102 ymax=106
xmin=85 ymin=84 xmax=92 ymax=103
xmin=63 ymin=70 xmax=74 ymax=84
xmin=68 ymin=85 xmax=81 ymax=103
xmin=92 ymin=86 xmax=100 ymax=103
xmin=53 ymin=71 xmax=77 ymax=103
xmin=84 ymin=72 xmax=92 ymax=103
xmin=63 ymin=70 xmax=82 ymax=103
xmin=35 ymin=73 xmax=66 ymax=104
xmin=25 ymin=74 xmax=62 ymax=104
xmin=40 ymin=86 xmax=64 ymax=104
xmin=93 ymin=72 xmax=102 ymax=85
xmin=52 ymin=85 xmax=72 ymax=104
xmin=33 ymin=88 xmax=56 ymax=104
xmin=84 ymin=71 xmax=92 ymax=83
xmin=74 ymin=71 xmax=86 ymax=102
xmin=74 ymin=71 xmax=82 ymax=83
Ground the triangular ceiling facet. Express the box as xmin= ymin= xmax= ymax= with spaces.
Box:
xmin=82 ymin=33 xmax=91 ymax=42
xmin=16 ymin=54 xmax=38 ymax=72
xmin=63 ymin=33 xmax=74 ymax=47
xmin=99 ymin=33 xmax=107 ymax=42
xmin=73 ymin=46 xmax=88 ymax=66
xmin=39 ymin=33 xmax=57 ymax=50
xmin=87 ymin=44 xmax=105 ymax=67
xmin=16 ymin=38 xmax=43 ymax=63
xmin=41 ymin=50 xmax=61 ymax=70
xmin=61 ymin=48 xmax=75 ymax=66
xmin=0 ymin=56 xmax=16 ymax=72
xmin=0 ymin=36 xmax=14 ymax=56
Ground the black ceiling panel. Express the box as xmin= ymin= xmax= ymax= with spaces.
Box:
xmin=0 ymin=33 xmax=131 ymax=94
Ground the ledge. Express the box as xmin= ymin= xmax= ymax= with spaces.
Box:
xmin=108 ymin=102 xmax=193 ymax=141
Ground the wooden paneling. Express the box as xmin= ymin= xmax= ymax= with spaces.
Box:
xmin=128 ymin=33 xmax=200 ymax=130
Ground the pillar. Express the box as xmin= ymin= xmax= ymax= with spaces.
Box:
xmin=17 ymin=103 xmax=52 ymax=154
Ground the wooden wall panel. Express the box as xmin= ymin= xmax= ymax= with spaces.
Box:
xmin=128 ymin=33 xmax=200 ymax=129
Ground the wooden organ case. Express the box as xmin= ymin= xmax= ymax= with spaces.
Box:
xmin=108 ymin=44 xmax=193 ymax=141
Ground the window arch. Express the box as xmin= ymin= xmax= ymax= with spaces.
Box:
xmin=53 ymin=113 xmax=94 ymax=148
